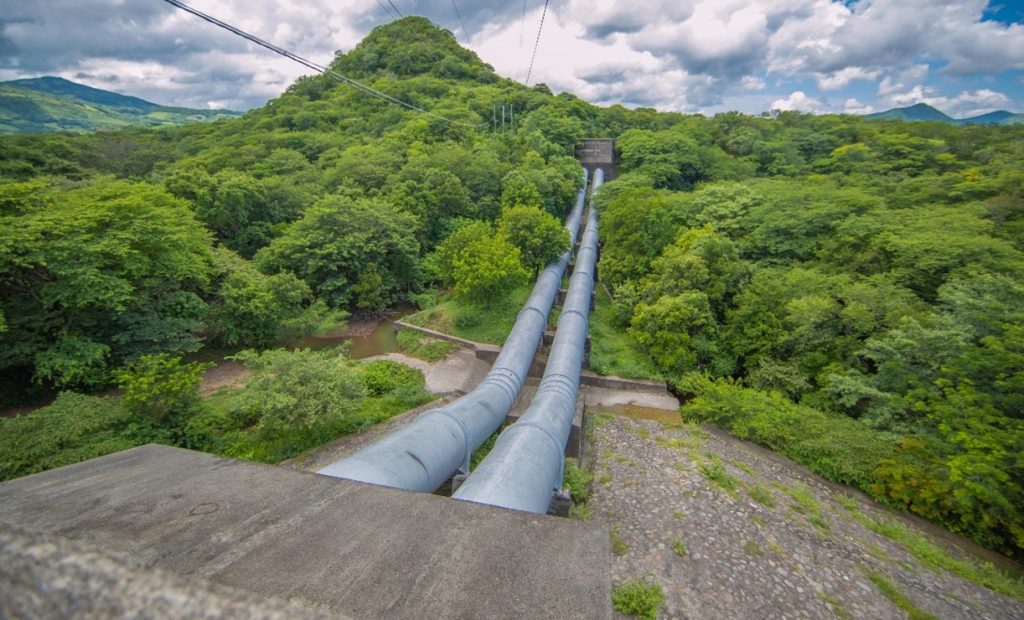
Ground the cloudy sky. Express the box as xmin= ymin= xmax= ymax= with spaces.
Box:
xmin=2 ymin=0 xmax=1022 ymax=117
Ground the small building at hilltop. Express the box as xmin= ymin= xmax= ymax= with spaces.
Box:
xmin=577 ymin=138 xmax=617 ymax=180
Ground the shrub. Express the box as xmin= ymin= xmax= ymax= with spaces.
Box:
xmin=113 ymin=353 xmax=209 ymax=429
xmin=0 ymin=392 xmax=139 ymax=481
xmin=678 ymin=374 xmax=898 ymax=491
xmin=229 ymin=348 xmax=367 ymax=435
xmin=208 ymin=349 xmax=433 ymax=463
xmin=564 ymin=457 xmax=594 ymax=503
xmin=360 ymin=359 xmax=424 ymax=397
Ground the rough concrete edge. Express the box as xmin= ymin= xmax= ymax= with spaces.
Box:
xmin=393 ymin=320 xmax=478 ymax=350
xmin=579 ymin=370 xmax=669 ymax=393
xmin=399 ymin=320 xmax=669 ymax=394
xmin=0 ymin=520 xmax=341 ymax=620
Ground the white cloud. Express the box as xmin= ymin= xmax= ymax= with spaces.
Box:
xmin=842 ymin=97 xmax=874 ymax=114
xmin=741 ymin=75 xmax=767 ymax=91
xmin=771 ymin=90 xmax=824 ymax=112
xmin=0 ymin=0 xmax=1020 ymax=113
xmin=816 ymin=66 xmax=880 ymax=90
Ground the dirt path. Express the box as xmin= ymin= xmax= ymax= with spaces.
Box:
xmin=198 ymin=360 xmax=251 ymax=395
xmin=588 ymin=412 xmax=1024 ymax=620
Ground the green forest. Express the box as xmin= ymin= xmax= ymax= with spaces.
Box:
xmin=0 ymin=17 xmax=1021 ymax=560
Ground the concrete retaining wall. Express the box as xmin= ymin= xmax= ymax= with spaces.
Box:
xmin=394 ymin=321 xmax=665 ymax=394
xmin=393 ymin=320 xmax=478 ymax=349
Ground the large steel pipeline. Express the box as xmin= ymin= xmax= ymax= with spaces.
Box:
xmin=452 ymin=168 xmax=604 ymax=513
xmin=317 ymin=170 xmax=590 ymax=491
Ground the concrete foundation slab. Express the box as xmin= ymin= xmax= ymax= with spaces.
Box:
xmin=0 ymin=445 xmax=611 ymax=619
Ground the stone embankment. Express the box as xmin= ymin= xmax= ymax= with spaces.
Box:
xmin=588 ymin=412 xmax=1024 ymax=620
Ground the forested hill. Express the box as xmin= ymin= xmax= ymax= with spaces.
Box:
xmin=1 ymin=16 xmax=1023 ymax=564
xmin=0 ymin=76 xmax=240 ymax=133
xmin=864 ymin=102 xmax=1024 ymax=125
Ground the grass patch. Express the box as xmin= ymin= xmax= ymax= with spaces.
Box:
xmin=817 ymin=592 xmax=852 ymax=620
xmin=470 ymin=430 xmax=500 ymax=469
xmin=858 ymin=515 xmax=1024 ymax=599
xmin=744 ymin=540 xmax=762 ymax=556
xmin=610 ymin=525 xmax=630 ymax=556
xmin=861 ymin=566 xmax=938 ymax=620
xmin=834 ymin=494 xmax=859 ymax=512
xmin=403 ymin=286 xmax=530 ymax=345
xmin=595 ymin=411 xmax=615 ymax=426
xmin=656 ymin=435 xmax=702 ymax=451
xmin=631 ymin=424 xmax=651 ymax=440
xmin=395 ymin=329 xmax=457 ymax=361
xmin=734 ymin=461 xmax=756 ymax=476
xmin=747 ymin=484 xmax=776 ymax=508
xmin=564 ymin=457 xmax=594 ymax=503
xmin=865 ymin=543 xmax=916 ymax=573
xmin=671 ymin=538 xmax=688 ymax=556
xmin=699 ymin=454 xmax=739 ymax=494
xmin=611 ymin=578 xmax=665 ymax=620
xmin=588 ymin=286 xmax=662 ymax=380
xmin=780 ymin=484 xmax=830 ymax=532
xmin=569 ymin=503 xmax=592 ymax=521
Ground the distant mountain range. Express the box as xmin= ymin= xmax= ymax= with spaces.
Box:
xmin=864 ymin=102 xmax=1024 ymax=125
xmin=0 ymin=77 xmax=241 ymax=134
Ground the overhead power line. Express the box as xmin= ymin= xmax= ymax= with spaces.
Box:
xmin=519 ymin=0 xmax=527 ymax=48
xmin=386 ymin=0 xmax=403 ymax=18
xmin=525 ymin=0 xmax=550 ymax=86
xmin=451 ymin=0 xmax=469 ymax=41
xmin=160 ymin=0 xmax=474 ymax=127
xmin=376 ymin=0 xmax=397 ymax=20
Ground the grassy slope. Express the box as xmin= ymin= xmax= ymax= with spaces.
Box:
xmin=588 ymin=284 xmax=662 ymax=380
xmin=404 ymin=287 xmax=532 ymax=345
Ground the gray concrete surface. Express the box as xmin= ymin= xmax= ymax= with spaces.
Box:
xmin=0 ymin=521 xmax=337 ymax=619
xmin=0 ymin=445 xmax=611 ymax=620
xmin=583 ymin=384 xmax=680 ymax=410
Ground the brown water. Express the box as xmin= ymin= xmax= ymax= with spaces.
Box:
xmin=599 ymin=403 xmax=681 ymax=423
xmin=293 ymin=307 xmax=415 ymax=359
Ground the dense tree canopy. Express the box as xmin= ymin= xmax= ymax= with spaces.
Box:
xmin=597 ymin=112 xmax=1024 ymax=556
xmin=1 ymin=14 xmax=1022 ymax=561
xmin=497 ymin=204 xmax=570 ymax=274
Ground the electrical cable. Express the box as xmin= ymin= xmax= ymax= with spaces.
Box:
xmin=525 ymin=0 xmax=549 ymax=86
xmin=160 ymin=0 xmax=475 ymax=127
xmin=451 ymin=0 xmax=468 ymax=41
xmin=386 ymin=0 xmax=403 ymax=18
xmin=375 ymin=0 xmax=397 ymax=20
xmin=519 ymin=0 xmax=527 ymax=48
